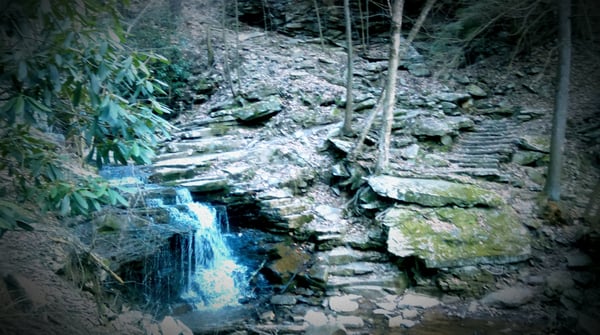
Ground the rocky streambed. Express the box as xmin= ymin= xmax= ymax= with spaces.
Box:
xmin=2 ymin=1 xmax=599 ymax=334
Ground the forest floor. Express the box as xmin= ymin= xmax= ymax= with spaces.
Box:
xmin=2 ymin=2 xmax=600 ymax=335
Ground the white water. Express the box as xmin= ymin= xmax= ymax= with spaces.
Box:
xmin=152 ymin=188 xmax=249 ymax=310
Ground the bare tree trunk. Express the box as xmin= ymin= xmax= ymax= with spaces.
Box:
xmin=342 ymin=0 xmax=354 ymax=136
xmin=350 ymin=0 xmax=434 ymax=160
xmin=402 ymin=0 xmax=436 ymax=55
xmin=358 ymin=0 xmax=366 ymax=52
xmin=222 ymin=0 xmax=237 ymax=97
xmin=544 ymin=0 xmax=571 ymax=201
xmin=376 ymin=0 xmax=404 ymax=173
xmin=313 ymin=0 xmax=325 ymax=49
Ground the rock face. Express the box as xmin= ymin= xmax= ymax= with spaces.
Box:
xmin=368 ymin=175 xmax=504 ymax=208
xmin=378 ymin=206 xmax=531 ymax=268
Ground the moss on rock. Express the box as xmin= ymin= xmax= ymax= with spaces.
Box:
xmin=379 ymin=206 xmax=531 ymax=268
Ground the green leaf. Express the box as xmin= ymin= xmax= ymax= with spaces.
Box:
xmin=79 ymin=190 xmax=98 ymax=199
xmin=14 ymin=95 xmax=25 ymax=118
xmin=18 ymin=61 xmax=28 ymax=82
xmin=113 ymin=192 xmax=129 ymax=207
xmin=91 ymin=74 xmax=100 ymax=94
xmin=73 ymin=82 xmax=83 ymax=106
xmin=49 ymin=64 xmax=60 ymax=91
xmin=59 ymin=195 xmax=71 ymax=216
xmin=26 ymin=97 xmax=52 ymax=113
xmin=107 ymin=189 xmax=116 ymax=205
xmin=72 ymin=191 xmax=88 ymax=211
xmin=130 ymin=142 xmax=140 ymax=157
xmin=90 ymin=199 xmax=102 ymax=212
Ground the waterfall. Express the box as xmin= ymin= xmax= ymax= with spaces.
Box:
xmin=150 ymin=188 xmax=250 ymax=310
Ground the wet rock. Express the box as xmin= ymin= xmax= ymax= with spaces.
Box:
xmin=270 ymin=294 xmax=298 ymax=305
xmin=379 ymin=206 xmax=531 ymax=268
xmin=389 ymin=315 xmax=417 ymax=328
xmin=160 ymin=316 xmax=193 ymax=335
xmin=480 ymin=286 xmax=535 ymax=308
xmin=325 ymin=246 xmax=387 ymax=265
xmin=336 ymin=315 xmax=364 ymax=328
xmin=180 ymin=177 xmax=229 ymax=193
xmin=329 ymin=295 xmax=360 ymax=312
xmin=368 ymin=175 xmax=504 ymax=208
xmin=402 ymin=309 xmax=419 ymax=319
xmin=397 ymin=292 xmax=441 ymax=309
xmin=306 ymin=323 xmax=347 ymax=335
xmin=304 ymin=310 xmax=329 ymax=327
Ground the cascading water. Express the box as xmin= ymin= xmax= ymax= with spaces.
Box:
xmin=147 ymin=188 xmax=251 ymax=310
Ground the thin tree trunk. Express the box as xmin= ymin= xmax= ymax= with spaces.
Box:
xmin=544 ymin=0 xmax=571 ymax=201
xmin=358 ymin=0 xmax=366 ymax=52
xmin=401 ymin=0 xmax=436 ymax=56
xmin=351 ymin=0 xmax=433 ymax=160
xmin=376 ymin=0 xmax=404 ymax=173
xmin=342 ymin=0 xmax=354 ymax=136
xmin=313 ymin=0 xmax=325 ymax=50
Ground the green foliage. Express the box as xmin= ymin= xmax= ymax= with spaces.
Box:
xmin=0 ymin=0 xmax=174 ymax=226
xmin=151 ymin=48 xmax=193 ymax=113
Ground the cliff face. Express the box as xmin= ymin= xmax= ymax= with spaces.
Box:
xmin=235 ymin=0 xmax=391 ymax=38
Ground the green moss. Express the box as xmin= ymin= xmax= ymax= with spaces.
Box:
xmin=440 ymin=184 xmax=504 ymax=207
xmin=382 ymin=206 xmax=530 ymax=268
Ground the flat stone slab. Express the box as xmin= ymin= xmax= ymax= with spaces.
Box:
xmin=379 ymin=206 xmax=531 ymax=268
xmin=398 ymin=292 xmax=441 ymax=308
xmin=480 ymin=286 xmax=535 ymax=308
xmin=368 ymin=175 xmax=504 ymax=208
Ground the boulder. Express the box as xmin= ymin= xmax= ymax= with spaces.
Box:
xmin=368 ymin=175 xmax=504 ymax=208
xmin=480 ymin=286 xmax=535 ymax=308
xmin=233 ymin=96 xmax=282 ymax=123
xmin=433 ymin=92 xmax=471 ymax=104
xmin=411 ymin=117 xmax=453 ymax=137
xmin=517 ymin=135 xmax=550 ymax=153
xmin=378 ymin=206 xmax=531 ymax=268
xmin=466 ymin=84 xmax=487 ymax=98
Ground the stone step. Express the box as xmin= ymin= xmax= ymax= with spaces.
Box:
xmin=174 ymin=127 xmax=214 ymax=139
xmin=273 ymin=213 xmax=314 ymax=232
xmin=443 ymin=168 xmax=512 ymax=182
xmin=321 ymin=247 xmax=389 ymax=265
xmin=458 ymin=138 xmax=516 ymax=146
xmin=260 ymin=200 xmax=309 ymax=217
xmin=454 ymin=146 xmax=514 ymax=156
xmin=153 ymin=150 xmax=249 ymax=168
xmin=447 ymin=154 xmax=502 ymax=163
xmin=461 ymin=133 xmax=518 ymax=141
xmin=453 ymin=161 xmax=500 ymax=169
xmin=326 ymin=273 xmax=407 ymax=293
xmin=165 ymin=137 xmax=247 ymax=155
